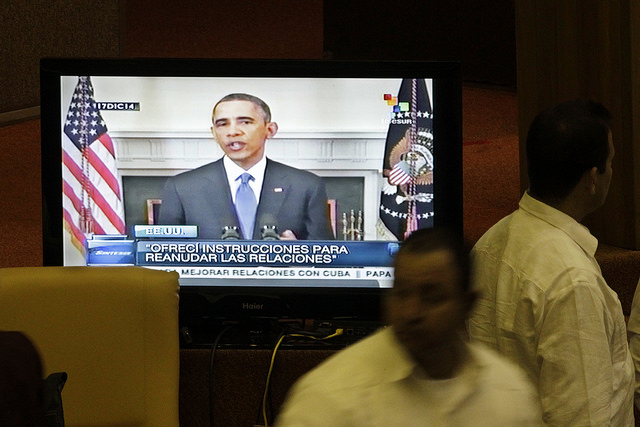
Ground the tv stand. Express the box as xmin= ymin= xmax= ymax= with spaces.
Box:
xmin=179 ymin=347 xmax=339 ymax=426
xmin=179 ymin=317 xmax=382 ymax=349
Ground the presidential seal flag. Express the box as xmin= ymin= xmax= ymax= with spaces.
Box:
xmin=378 ymin=78 xmax=434 ymax=240
xmin=62 ymin=76 xmax=126 ymax=254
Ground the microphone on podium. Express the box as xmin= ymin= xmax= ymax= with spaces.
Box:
xmin=261 ymin=225 xmax=280 ymax=240
xmin=221 ymin=226 xmax=240 ymax=240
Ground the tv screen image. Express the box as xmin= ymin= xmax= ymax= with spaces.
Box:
xmin=41 ymin=59 xmax=462 ymax=346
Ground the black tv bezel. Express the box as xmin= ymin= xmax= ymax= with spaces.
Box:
xmin=40 ymin=57 xmax=463 ymax=325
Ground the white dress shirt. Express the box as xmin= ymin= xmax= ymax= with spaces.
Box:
xmin=275 ymin=327 xmax=542 ymax=427
xmin=469 ymin=192 xmax=634 ymax=426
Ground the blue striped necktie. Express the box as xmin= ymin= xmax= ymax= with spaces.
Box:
xmin=235 ymin=173 xmax=257 ymax=239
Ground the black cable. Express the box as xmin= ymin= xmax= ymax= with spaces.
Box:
xmin=255 ymin=330 xmax=287 ymax=427
xmin=209 ymin=325 xmax=234 ymax=427
xmin=257 ymin=328 xmax=344 ymax=427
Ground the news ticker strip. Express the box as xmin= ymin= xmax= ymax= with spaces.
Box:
xmin=145 ymin=265 xmax=394 ymax=285
xmin=85 ymin=226 xmax=400 ymax=270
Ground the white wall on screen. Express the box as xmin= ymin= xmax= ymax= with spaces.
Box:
xmin=61 ymin=76 xmax=433 ymax=135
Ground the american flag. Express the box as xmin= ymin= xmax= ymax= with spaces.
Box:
xmin=62 ymin=76 xmax=125 ymax=253
xmin=388 ymin=161 xmax=412 ymax=185
xmin=378 ymin=78 xmax=434 ymax=240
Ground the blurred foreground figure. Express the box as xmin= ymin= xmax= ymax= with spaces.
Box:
xmin=276 ymin=227 xmax=542 ymax=427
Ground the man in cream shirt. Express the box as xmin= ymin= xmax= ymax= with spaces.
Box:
xmin=469 ymin=100 xmax=633 ymax=426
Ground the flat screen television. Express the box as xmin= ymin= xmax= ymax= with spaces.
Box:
xmin=41 ymin=58 xmax=462 ymax=346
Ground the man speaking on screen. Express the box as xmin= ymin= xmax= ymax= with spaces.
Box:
xmin=158 ymin=93 xmax=335 ymax=241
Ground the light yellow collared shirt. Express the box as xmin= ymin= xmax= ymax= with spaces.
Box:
xmin=276 ymin=327 xmax=542 ymax=427
xmin=469 ymin=192 xmax=634 ymax=426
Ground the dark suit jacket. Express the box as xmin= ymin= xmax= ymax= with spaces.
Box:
xmin=158 ymin=158 xmax=334 ymax=240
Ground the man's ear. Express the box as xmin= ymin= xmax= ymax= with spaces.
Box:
xmin=586 ymin=166 xmax=599 ymax=195
xmin=266 ymin=122 xmax=278 ymax=139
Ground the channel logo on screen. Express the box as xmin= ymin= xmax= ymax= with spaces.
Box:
xmin=383 ymin=93 xmax=409 ymax=113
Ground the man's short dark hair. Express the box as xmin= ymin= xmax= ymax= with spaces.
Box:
xmin=394 ymin=227 xmax=470 ymax=291
xmin=526 ymin=99 xmax=612 ymax=201
xmin=213 ymin=93 xmax=272 ymax=122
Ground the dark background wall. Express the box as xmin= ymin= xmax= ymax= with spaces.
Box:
xmin=0 ymin=1 xmax=120 ymax=115
xmin=0 ymin=1 xmax=516 ymax=115
xmin=122 ymin=0 xmax=324 ymax=60
xmin=323 ymin=1 xmax=516 ymax=87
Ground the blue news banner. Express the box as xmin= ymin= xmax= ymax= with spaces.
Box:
xmin=85 ymin=226 xmax=399 ymax=288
